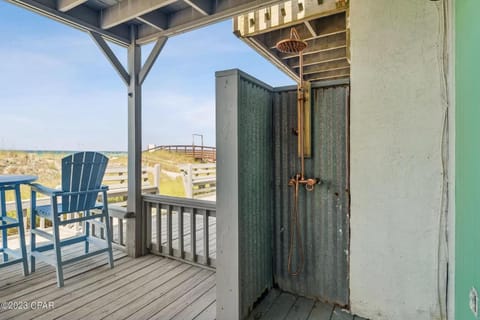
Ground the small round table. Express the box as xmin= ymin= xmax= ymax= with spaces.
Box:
xmin=0 ymin=175 xmax=37 ymax=275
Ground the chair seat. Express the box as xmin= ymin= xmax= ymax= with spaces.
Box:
xmin=36 ymin=203 xmax=104 ymax=219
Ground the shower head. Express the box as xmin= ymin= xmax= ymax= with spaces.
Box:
xmin=275 ymin=27 xmax=307 ymax=53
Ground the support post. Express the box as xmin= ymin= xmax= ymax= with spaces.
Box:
xmin=127 ymin=25 xmax=144 ymax=257
xmin=89 ymin=27 xmax=166 ymax=258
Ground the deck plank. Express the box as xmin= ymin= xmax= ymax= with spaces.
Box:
xmin=0 ymin=254 xmax=144 ymax=319
xmin=284 ymin=296 xmax=316 ymax=320
xmin=0 ymin=248 xmax=126 ymax=296
xmin=120 ymin=269 xmax=214 ymax=320
xmin=152 ymin=274 xmax=216 ymax=319
xmin=353 ymin=316 xmax=369 ymax=320
xmin=1 ymin=228 xmax=215 ymax=320
xmin=45 ymin=260 xmax=187 ymax=319
xmin=307 ymin=301 xmax=334 ymax=320
xmin=260 ymin=292 xmax=297 ymax=320
xmin=171 ymin=285 xmax=216 ymax=320
xmin=30 ymin=256 xmax=171 ymax=320
xmin=56 ymin=260 xmax=186 ymax=320
xmin=247 ymin=289 xmax=281 ymax=320
xmin=331 ymin=307 xmax=354 ymax=320
xmin=193 ymin=302 xmax=216 ymax=320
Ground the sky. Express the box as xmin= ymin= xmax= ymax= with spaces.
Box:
xmin=0 ymin=2 xmax=294 ymax=151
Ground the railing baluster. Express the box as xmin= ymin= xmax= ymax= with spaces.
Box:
xmin=191 ymin=208 xmax=197 ymax=262
xmin=109 ymin=216 xmax=113 ymax=241
xmin=119 ymin=218 xmax=124 ymax=246
xmin=167 ymin=204 xmax=172 ymax=256
xmin=145 ymin=201 xmax=151 ymax=250
xmin=178 ymin=205 xmax=184 ymax=259
xmin=100 ymin=216 xmax=105 ymax=240
xmin=203 ymin=209 xmax=209 ymax=266
xmin=141 ymin=195 xmax=215 ymax=268
xmin=156 ymin=203 xmax=161 ymax=252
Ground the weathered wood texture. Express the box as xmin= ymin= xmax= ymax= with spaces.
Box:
xmin=143 ymin=195 xmax=216 ymax=269
xmin=180 ymin=163 xmax=216 ymax=199
xmin=248 ymin=289 xmax=367 ymax=320
xmin=234 ymin=2 xmax=350 ymax=83
xmin=0 ymin=243 xmax=216 ymax=320
xmin=148 ymin=145 xmax=216 ymax=162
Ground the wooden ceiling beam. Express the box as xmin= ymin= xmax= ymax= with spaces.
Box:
xmin=101 ymin=0 xmax=177 ymax=30
xmin=298 ymin=59 xmax=350 ymax=75
xmin=304 ymin=72 xmax=350 ymax=82
xmin=288 ymin=47 xmax=347 ymax=68
xmin=276 ymin=32 xmax=346 ymax=59
xmin=137 ymin=11 xmax=168 ymax=31
xmin=137 ymin=0 xmax=286 ymax=44
xmin=57 ymin=0 xmax=87 ymax=12
xmin=258 ymin=12 xmax=346 ymax=48
xmin=184 ymin=0 xmax=212 ymax=16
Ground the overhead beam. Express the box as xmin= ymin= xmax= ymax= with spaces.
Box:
xmin=260 ymin=13 xmax=346 ymax=49
xmin=57 ymin=0 xmax=87 ymax=12
xmin=304 ymin=72 xmax=350 ymax=82
xmin=137 ymin=0 xmax=286 ymax=44
xmin=139 ymin=37 xmax=168 ymax=85
xmin=101 ymin=0 xmax=177 ymax=30
xmin=300 ymin=59 xmax=350 ymax=75
xmin=184 ymin=0 xmax=212 ymax=16
xmin=304 ymin=21 xmax=317 ymax=37
xmin=7 ymin=0 xmax=130 ymax=46
xmin=137 ymin=11 xmax=168 ymax=31
xmin=275 ymin=32 xmax=347 ymax=59
xmin=288 ymin=47 xmax=347 ymax=68
xmin=242 ymin=36 xmax=299 ymax=82
xmin=89 ymin=31 xmax=130 ymax=86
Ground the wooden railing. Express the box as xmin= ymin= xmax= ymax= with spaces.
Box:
xmin=147 ymin=145 xmax=216 ymax=161
xmin=87 ymin=205 xmax=129 ymax=252
xmin=180 ymin=163 xmax=216 ymax=199
xmin=103 ymin=165 xmax=160 ymax=202
xmin=142 ymin=194 xmax=216 ymax=269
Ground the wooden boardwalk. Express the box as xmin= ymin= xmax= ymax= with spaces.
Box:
xmin=0 ymin=243 xmax=216 ymax=320
xmin=249 ymin=289 xmax=367 ymax=320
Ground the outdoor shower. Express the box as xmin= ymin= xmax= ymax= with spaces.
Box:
xmin=276 ymin=28 xmax=319 ymax=276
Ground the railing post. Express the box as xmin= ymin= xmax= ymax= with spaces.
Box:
xmin=185 ymin=164 xmax=193 ymax=198
xmin=153 ymin=164 xmax=161 ymax=194
xmin=126 ymin=215 xmax=136 ymax=257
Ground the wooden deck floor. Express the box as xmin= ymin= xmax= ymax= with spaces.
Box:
xmin=249 ymin=289 xmax=367 ymax=320
xmin=0 ymin=243 xmax=216 ymax=320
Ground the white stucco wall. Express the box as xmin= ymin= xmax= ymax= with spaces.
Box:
xmin=349 ymin=1 xmax=447 ymax=319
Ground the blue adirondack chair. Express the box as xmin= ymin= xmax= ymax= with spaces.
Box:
xmin=30 ymin=152 xmax=114 ymax=287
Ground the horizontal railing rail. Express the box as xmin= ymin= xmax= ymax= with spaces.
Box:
xmin=180 ymin=163 xmax=216 ymax=199
xmin=142 ymin=194 xmax=216 ymax=269
xmin=146 ymin=145 xmax=216 ymax=161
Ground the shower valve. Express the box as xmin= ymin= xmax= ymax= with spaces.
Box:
xmin=288 ymin=175 xmax=320 ymax=191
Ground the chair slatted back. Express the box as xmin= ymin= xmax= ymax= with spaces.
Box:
xmin=61 ymin=152 xmax=109 ymax=212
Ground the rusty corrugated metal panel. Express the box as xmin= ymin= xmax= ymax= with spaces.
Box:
xmin=237 ymin=72 xmax=274 ymax=317
xmin=272 ymin=84 xmax=350 ymax=306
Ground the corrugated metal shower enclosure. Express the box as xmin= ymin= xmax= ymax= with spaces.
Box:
xmin=216 ymin=69 xmax=349 ymax=319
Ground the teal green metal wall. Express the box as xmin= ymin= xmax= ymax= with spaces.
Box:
xmin=456 ymin=1 xmax=480 ymax=319
xmin=273 ymin=84 xmax=349 ymax=306
xmin=237 ymin=72 xmax=274 ymax=317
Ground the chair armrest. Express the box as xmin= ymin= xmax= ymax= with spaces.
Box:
xmin=30 ymin=183 xmax=61 ymax=196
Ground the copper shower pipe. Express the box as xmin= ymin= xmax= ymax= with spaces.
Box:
xmin=276 ymin=28 xmax=320 ymax=276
